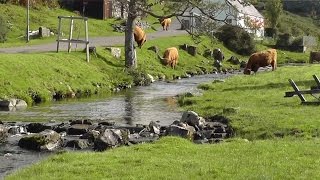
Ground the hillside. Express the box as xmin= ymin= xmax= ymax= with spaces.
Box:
xmin=0 ymin=4 xmax=160 ymax=47
xmin=1 ymin=3 xmax=320 ymax=46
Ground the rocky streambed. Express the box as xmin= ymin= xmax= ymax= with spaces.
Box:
xmin=0 ymin=110 xmax=233 ymax=178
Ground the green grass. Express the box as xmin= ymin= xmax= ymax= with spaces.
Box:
xmin=278 ymin=11 xmax=320 ymax=38
xmin=6 ymin=137 xmax=320 ymax=180
xmin=179 ymin=64 xmax=320 ymax=140
xmin=0 ymin=35 xmax=235 ymax=106
xmin=0 ymin=32 xmax=313 ymax=107
xmin=0 ymin=4 xmax=161 ymax=48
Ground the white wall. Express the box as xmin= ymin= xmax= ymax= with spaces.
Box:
xmin=180 ymin=0 xmax=264 ymax=38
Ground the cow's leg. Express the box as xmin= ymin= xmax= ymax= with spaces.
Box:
xmin=252 ymin=65 xmax=259 ymax=73
xmin=271 ymin=61 xmax=276 ymax=70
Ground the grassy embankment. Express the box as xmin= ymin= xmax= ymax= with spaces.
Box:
xmin=0 ymin=33 xmax=310 ymax=107
xmin=7 ymin=61 xmax=320 ymax=180
xmin=0 ymin=34 xmax=235 ymax=106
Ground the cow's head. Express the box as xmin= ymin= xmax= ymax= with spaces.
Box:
xmin=243 ymin=68 xmax=251 ymax=75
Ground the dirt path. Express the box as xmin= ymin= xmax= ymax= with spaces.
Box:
xmin=0 ymin=20 xmax=187 ymax=54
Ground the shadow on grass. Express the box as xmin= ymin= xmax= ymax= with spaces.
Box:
xmin=95 ymin=51 xmax=124 ymax=68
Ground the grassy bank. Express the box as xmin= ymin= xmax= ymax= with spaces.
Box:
xmin=0 ymin=35 xmax=230 ymax=106
xmin=0 ymin=33 xmax=312 ymax=106
xmin=6 ymin=57 xmax=320 ymax=179
xmin=179 ymin=64 xmax=320 ymax=140
xmin=6 ymin=137 xmax=320 ymax=179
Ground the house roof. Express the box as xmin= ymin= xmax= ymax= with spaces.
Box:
xmin=227 ymin=0 xmax=264 ymax=18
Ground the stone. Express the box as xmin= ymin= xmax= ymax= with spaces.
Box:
xmin=106 ymin=47 xmax=121 ymax=58
xmin=0 ymin=125 xmax=8 ymax=143
xmin=98 ymin=121 xmax=115 ymax=126
xmin=165 ymin=123 xmax=195 ymax=140
xmin=65 ymin=139 xmax=90 ymax=149
xmin=227 ymin=56 xmax=240 ymax=65
xmin=149 ymin=121 xmax=161 ymax=134
xmin=147 ymin=74 xmax=155 ymax=83
xmin=180 ymin=111 xmax=205 ymax=129
xmin=67 ymin=124 xmax=91 ymax=135
xmin=128 ymin=133 xmax=159 ymax=144
xmin=187 ymin=45 xmax=197 ymax=56
xmin=179 ymin=44 xmax=188 ymax=51
xmin=80 ymin=129 xmax=100 ymax=144
xmin=94 ymin=128 xmax=129 ymax=151
xmin=18 ymin=129 xmax=62 ymax=151
xmin=70 ymin=119 xmax=92 ymax=125
xmin=0 ymin=98 xmax=27 ymax=109
xmin=8 ymin=125 xmax=27 ymax=135
xmin=27 ymin=123 xmax=51 ymax=133
xmin=39 ymin=26 xmax=51 ymax=38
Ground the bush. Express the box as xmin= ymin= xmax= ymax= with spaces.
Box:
xmin=0 ymin=0 xmax=8 ymax=4
xmin=276 ymin=33 xmax=292 ymax=47
xmin=0 ymin=16 xmax=8 ymax=43
xmin=215 ymin=25 xmax=256 ymax=55
xmin=8 ymin=0 xmax=60 ymax=8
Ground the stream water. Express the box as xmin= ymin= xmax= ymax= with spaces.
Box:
xmin=0 ymin=73 xmax=232 ymax=179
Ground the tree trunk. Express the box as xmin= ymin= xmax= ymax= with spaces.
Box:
xmin=125 ymin=0 xmax=137 ymax=69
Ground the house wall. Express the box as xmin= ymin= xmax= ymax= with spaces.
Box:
xmin=180 ymin=0 xmax=264 ymax=38
xmin=59 ymin=0 xmax=125 ymax=19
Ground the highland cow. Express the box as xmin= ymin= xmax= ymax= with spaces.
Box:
xmin=162 ymin=47 xmax=179 ymax=69
xmin=244 ymin=49 xmax=277 ymax=75
xmin=134 ymin=26 xmax=147 ymax=48
xmin=159 ymin=18 xmax=172 ymax=31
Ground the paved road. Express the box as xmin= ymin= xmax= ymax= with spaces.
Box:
xmin=0 ymin=20 xmax=187 ymax=54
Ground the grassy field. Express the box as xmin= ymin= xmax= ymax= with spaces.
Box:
xmin=0 ymin=4 xmax=162 ymax=47
xmin=6 ymin=137 xmax=320 ymax=180
xmin=0 ymin=35 xmax=229 ymax=106
xmin=179 ymin=64 xmax=320 ymax=140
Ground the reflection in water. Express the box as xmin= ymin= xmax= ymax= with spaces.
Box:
xmin=124 ymin=91 xmax=134 ymax=125
xmin=0 ymin=73 xmax=233 ymax=125
xmin=164 ymin=97 xmax=178 ymax=111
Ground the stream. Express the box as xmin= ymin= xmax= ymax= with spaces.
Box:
xmin=0 ymin=73 xmax=232 ymax=179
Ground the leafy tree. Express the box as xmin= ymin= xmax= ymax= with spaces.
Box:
xmin=265 ymin=0 xmax=283 ymax=31
xmin=215 ymin=25 xmax=256 ymax=55
xmin=119 ymin=0 xmax=237 ymax=69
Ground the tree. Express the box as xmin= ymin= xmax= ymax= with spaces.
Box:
xmin=120 ymin=0 xmax=241 ymax=69
xmin=265 ymin=0 xmax=283 ymax=31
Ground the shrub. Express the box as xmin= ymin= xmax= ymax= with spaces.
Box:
xmin=0 ymin=16 xmax=8 ymax=43
xmin=215 ymin=25 xmax=256 ymax=55
xmin=276 ymin=33 xmax=292 ymax=47
xmin=0 ymin=0 xmax=8 ymax=4
xmin=8 ymin=0 xmax=60 ymax=8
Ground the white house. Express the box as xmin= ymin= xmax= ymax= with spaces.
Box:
xmin=180 ymin=0 xmax=265 ymax=38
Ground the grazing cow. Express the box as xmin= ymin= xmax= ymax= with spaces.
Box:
xmin=159 ymin=18 xmax=172 ymax=31
xmin=310 ymin=51 xmax=320 ymax=63
xmin=162 ymin=47 xmax=179 ymax=69
xmin=134 ymin=26 xmax=147 ymax=48
xmin=244 ymin=49 xmax=277 ymax=75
